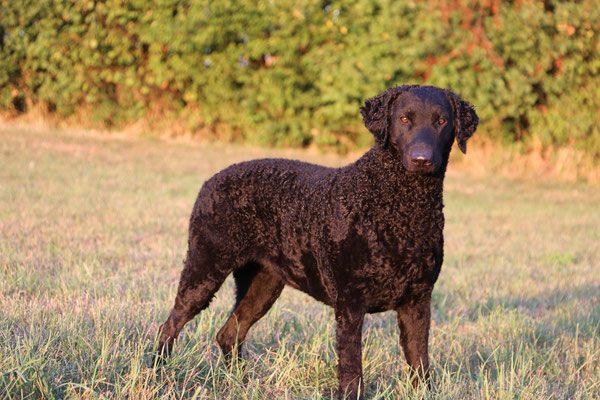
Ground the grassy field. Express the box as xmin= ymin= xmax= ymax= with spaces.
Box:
xmin=0 ymin=125 xmax=598 ymax=399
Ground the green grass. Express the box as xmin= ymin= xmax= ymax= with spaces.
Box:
xmin=1 ymin=126 xmax=598 ymax=399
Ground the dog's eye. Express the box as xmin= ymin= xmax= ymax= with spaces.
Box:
xmin=438 ymin=117 xmax=447 ymax=126
xmin=399 ymin=116 xmax=410 ymax=124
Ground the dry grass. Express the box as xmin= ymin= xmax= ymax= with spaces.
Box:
xmin=0 ymin=126 xmax=598 ymax=399
xmin=2 ymin=114 xmax=599 ymax=184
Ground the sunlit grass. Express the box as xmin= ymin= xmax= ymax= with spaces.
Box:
xmin=1 ymin=127 xmax=598 ymax=399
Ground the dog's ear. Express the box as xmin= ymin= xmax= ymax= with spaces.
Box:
xmin=360 ymin=86 xmax=412 ymax=146
xmin=445 ymin=90 xmax=479 ymax=154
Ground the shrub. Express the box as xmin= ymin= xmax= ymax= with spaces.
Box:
xmin=1 ymin=0 xmax=598 ymax=155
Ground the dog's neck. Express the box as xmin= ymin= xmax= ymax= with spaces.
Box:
xmin=354 ymin=144 xmax=447 ymax=205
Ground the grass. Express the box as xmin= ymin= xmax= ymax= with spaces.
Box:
xmin=0 ymin=125 xmax=598 ymax=399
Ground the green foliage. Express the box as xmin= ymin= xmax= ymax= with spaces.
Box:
xmin=1 ymin=0 xmax=598 ymax=154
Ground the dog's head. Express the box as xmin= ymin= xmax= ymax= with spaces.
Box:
xmin=360 ymin=85 xmax=479 ymax=173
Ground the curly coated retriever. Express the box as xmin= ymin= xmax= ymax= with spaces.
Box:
xmin=157 ymin=85 xmax=478 ymax=399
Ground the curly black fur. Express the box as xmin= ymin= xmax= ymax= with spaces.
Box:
xmin=158 ymin=85 xmax=479 ymax=399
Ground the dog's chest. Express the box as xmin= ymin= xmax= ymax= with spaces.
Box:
xmin=329 ymin=213 xmax=444 ymax=309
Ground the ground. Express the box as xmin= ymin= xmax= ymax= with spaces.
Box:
xmin=0 ymin=126 xmax=598 ymax=399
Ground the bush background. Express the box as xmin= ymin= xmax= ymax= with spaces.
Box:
xmin=1 ymin=0 xmax=598 ymax=155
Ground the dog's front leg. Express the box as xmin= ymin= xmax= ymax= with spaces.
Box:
xmin=396 ymin=288 xmax=432 ymax=388
xmin=335 ymin=306 xmax=365 ymax=399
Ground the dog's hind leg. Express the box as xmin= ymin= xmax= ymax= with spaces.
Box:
xmin=216 ymin=262 xmax=284 ymax=358
xmin=157 ymin=237 xmax=230 ymax=359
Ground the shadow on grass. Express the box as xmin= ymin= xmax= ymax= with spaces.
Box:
xmin=431 ymin=284 xmax=600 ymax=382
xmin=467 ymin=284 xmax=599 ymax=328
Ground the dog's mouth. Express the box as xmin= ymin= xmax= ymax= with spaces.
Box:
xmin=402 ymin=157 xmax=438 ymax=174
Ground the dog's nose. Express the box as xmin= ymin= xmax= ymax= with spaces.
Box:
xmin=410 ymin=148 xmax=433 ymax=167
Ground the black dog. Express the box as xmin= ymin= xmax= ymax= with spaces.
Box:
xmin=158 ymin=85 xmax=478 ymax=399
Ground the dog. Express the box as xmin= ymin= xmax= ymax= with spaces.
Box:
xmin=157 ymin=85 xmax=478 ymax=399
